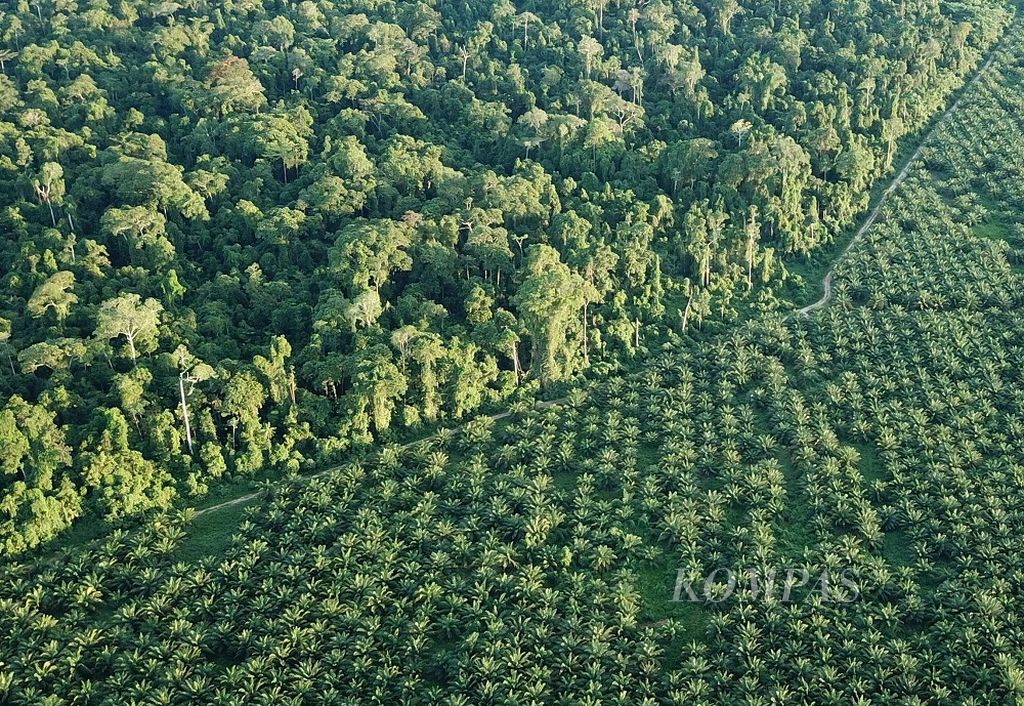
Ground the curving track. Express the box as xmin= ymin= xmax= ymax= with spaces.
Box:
xmin=795 ymin=43 xmax=1004 ymax=317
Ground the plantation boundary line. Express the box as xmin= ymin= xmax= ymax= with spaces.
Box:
xmin=795 ymin=33 xmax=1008 ymax=317
xmin=192 ymin=24 xmax=1013 ymax=520
xmin=191 ymin=398 xmax=567 ymax=517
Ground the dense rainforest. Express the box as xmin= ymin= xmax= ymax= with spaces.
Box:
xmin=0 ymin=0 xmax=1013 ymax=553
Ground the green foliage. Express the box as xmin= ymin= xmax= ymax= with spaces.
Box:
xmin=0 ymin=13 xmax=1020 ymax=701
xmin=80 ymin=409 xmax=174 ymax=520
xmin=513 ymin=244 xmax=586 ymax=384
xmin=93 ymin=294 xmax=163 ymax=364
xmin=27 ymin=272 xmax=79 ymax=321
xmin=0 ymin=0 xmax=1013 ymax=584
